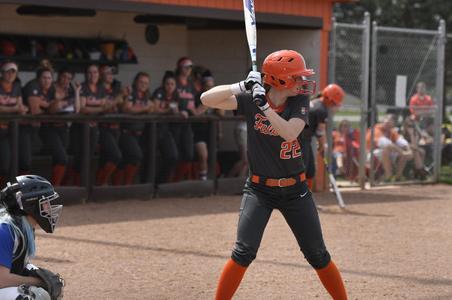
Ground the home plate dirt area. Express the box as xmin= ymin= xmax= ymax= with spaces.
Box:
xmin=34 ymin=184 xmax=452 ymax=299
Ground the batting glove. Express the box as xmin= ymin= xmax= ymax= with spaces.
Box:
xmin=230 ymin=71 xmax=262 ymax=95
xmin=252 ymin=84 xmax=270 ymax=111
xmin=244 ymin=71 xmax=262 ymax=90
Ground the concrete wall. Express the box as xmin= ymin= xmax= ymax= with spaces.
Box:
xmin=0 ymin=4 xmax=321 ymax=151
xmin=0 ymin=4 xmax=187 ymax=89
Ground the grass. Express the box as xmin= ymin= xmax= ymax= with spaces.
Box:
xmin=440 ymin=165 xmax=452 ymax=185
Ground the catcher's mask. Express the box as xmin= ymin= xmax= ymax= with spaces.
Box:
xmin=1 ymin=175 xmax=62 ymax=233
xmin=262 ymin=49 xmax=316 ymax=95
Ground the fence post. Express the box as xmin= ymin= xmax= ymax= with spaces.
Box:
xmin=326 ymin=17 xmax=337 ymax=173
xmin=433 ymin=19 xmax=446 ymax=182
xmin=359 ymin=12 xmax=371 ymax=189
xmin=369 ymin=21 xmax=378 ymax=186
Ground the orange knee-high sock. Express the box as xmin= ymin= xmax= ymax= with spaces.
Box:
xmin=315 ymin=261 xmax=347 ymax=300
xmin=307 ymin=178 xmax=314 ymax=190
xmin=124 ymin=164 xmax=138 ymax=185
xmin=215 ymin=259 xmax=247 ymax=300
xmin=51 ymin=164 xmax=66 ymax=186
xmin=96 ymin=162 xmax=117 ymax=185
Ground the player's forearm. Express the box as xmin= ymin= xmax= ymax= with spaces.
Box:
xmin=200 ymin=85 xmax=237 ymax=110
xmin=0 ymin=105 xmax=20 ymax=113
xmin=318 ymin=136 xmax=326 ymax=151
xmin=80 ymin=106 xmax=104 ymax=114
xmin=264 ymin=109 xmax=304 ymax=142
xmin=0 ymin=271 xmax=43 ymax=289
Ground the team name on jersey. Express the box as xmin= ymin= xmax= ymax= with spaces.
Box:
xmin=0 ymin=95 xmax=17 ymax=105
xmin=254 ymin=113 xmax=278 ymax=136
xmin=86 ymin=96 xmax=103 ymax=106
xmin=178 ymin=89 xmax=194 ymax=101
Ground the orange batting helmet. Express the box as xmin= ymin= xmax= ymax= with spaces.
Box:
xmin=322 ymin=84 xmax=344 ymax=107
xmin=262 ymin=50 xmax=315 ymax=94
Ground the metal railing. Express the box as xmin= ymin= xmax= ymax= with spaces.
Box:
xmin=1 ymin=113 xmax=245 ymax=201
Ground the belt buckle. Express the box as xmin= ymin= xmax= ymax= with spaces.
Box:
xmin=277 ymin=178 xmax=287 ymax=187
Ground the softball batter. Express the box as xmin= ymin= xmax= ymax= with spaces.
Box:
xmin=201 ymin=50 xmax=347 ymax=300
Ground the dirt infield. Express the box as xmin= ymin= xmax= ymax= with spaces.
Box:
xmin=34 ymin=184 xmax=452 ymax=299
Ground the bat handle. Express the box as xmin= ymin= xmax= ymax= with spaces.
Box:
xmin=251 ymin=62 xmax=257 ymax=72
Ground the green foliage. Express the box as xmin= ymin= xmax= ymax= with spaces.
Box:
xmin=334 ymin=1 xmax=452 ymax=106
xmin=440 ymin=165 xmax=452 ymax=184
xmin=334 ymin=0 xmax=452 ymax=29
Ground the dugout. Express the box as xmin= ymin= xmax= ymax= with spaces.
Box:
xmin=0 ymin=0 xmax=347 ymax=199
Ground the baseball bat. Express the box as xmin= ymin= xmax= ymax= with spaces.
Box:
xmin=243 ymin=0 xmax=257 ymax=72
xmin=322 ymin=156 xmax=346 ymax=208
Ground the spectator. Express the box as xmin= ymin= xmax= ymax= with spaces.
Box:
xmin=39 ymin=67 xmax=81 ymax=186
xmin=23 ymin=67 xmax=57 ymax=179
xmin=367 ymin=114 xmax=413 ymax=182
xmin=69 ymin=64 xmax=107 ymax=185
xmin=332 ymin=119 xmax=358 ymax=177
xmin=151 ymin=71 xmax=180 ymax=184
xmin=172 ymin=57 xmax=196 ymax=180
xmin=175 ymin=57 xmax=196 ymax=111
xmin=409 ymin=81 xmax=435 ymax=121
xmin=192 ymin=70 xmax=224 ymax=180
xmin=400 ymin=116 xmax=428 ymax=179
xmin=0 ymin=61 xmax=28 ymax=185
xmin=113 ymin=72 xmax=153 ymax=185
xmin=96 ymin=65 xmax=123 ymax=185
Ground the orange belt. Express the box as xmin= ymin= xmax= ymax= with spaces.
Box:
xmin=251 ymin=172 xmax=306 ymax=187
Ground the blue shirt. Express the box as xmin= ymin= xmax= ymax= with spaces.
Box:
xmin=0 ymin=223 xmax=14 ymax=269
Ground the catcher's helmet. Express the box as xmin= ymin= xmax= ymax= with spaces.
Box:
xmin=1 ymin=175 xmax=62 ymax=233
xmin=262 ymin=50 xmax=315 ymax=94
xmin=322 ymin=84 xmax=345 ymax=107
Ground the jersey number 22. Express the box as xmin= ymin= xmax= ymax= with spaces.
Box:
xmin=280 ymin=140 xmax=301 ymax=159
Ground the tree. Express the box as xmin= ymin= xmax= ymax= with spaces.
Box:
xmin=334 ymin=0 xmax=452 ymax=30
xmin=334 ymin=0 xmax=452 ymax=107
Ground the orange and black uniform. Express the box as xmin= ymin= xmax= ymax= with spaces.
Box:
xmin=115 ymin=89 xmax=148 ymax=185
xmin=174 ymin=79 xmax=195 ymax=162
xmin=150 ymin=86 xmax=179 ymax=184
xmin=230 ymin=93 xmax=331 ymax=270
xmin=22 ymin=79 xmax=58 ymax=174
xmin=70 ymin=82 xmax=105 ymax=184
xmin=0 ymin=80 xmax=25 ymax=179
xmin=39 ymin=84 xmax=75 ymax=185
xmin=96 ymin=80 xmax=122 ymax=185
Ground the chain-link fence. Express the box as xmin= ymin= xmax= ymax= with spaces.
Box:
xmin=443 ymin=34 xmax=452 ymax=183
xmin=328 ymin=13 xmax=370 ymax=188
xmin=330 ymin=16 xmax=446 ymax=188
xmin=369 ymin=21 xmax=446 ymax=186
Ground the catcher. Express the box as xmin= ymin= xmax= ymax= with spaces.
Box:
xmin=0 ymin=175 xmax=64 ymax=300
